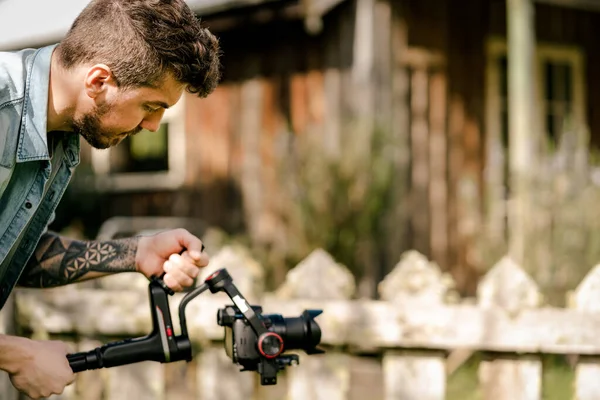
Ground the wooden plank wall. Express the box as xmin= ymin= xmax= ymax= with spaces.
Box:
xmin=86 ymin=0 xmax=492 ymax=296
xmin=182 ymin=3 xmax=363 ymax=287
xmin=402 ymin=0 xmax=488 ymax=295
xmin=179 ymin=0 xmax=420 ymax=294
xmin=400 ymin=0 xmax=600 ymax=296
xmin=67 ymin=0 xmax=600 ymax=298
xmin=445 ymin=0 xmax=489 ymax=295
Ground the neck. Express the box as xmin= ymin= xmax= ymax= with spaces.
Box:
xmin=47 ymin=49 xmax=75 ymax=133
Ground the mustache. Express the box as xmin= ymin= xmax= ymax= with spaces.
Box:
xmin=122 ymin=127 xmax=143 ymax=137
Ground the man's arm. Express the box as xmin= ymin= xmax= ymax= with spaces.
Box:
xmin=17 ymin=231 xmax=139 ymax=288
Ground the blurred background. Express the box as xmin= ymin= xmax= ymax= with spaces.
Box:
xmin=3 ymin=0 xmax=600 ymax=399
xmin=3 ymin=0 xmax=600 ymax=303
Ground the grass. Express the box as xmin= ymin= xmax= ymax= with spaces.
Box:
xmin=446 ymin=353 xmax=575 ymax=400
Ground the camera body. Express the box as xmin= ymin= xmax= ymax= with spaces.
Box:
xmin=217 ymin=305 xmax=323 ymax=383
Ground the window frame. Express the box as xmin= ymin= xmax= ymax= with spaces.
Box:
xmin=485 ymin=37 xmax=587 ymax=150
xmin=90 ymin=95 xmax=187 ymax=192
xmin=484 ymin=37 xmax=587 ymax=239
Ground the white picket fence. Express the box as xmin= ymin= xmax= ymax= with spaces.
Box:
xmin=3 ymin=244 xmax=600 ymax=399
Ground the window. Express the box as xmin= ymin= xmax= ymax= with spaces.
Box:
xmin=108 ymin=124 xmax=170 ymax=174
xmin=486 ymin=38 xmax=586 ymax=150
xmin=91 ymin=96 xmax=187 ymax=192
xmin=484 ymin=38 xmax=586 ymax=236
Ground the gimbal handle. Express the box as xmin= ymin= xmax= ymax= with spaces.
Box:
xmin=67 ymin=275 xmax=197 ymax=372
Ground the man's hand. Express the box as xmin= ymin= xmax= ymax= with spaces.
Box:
xmin=8 ymin=338 xmax=75 ymax=399
xmin=135 ymin=229 xmax=210 ymax=291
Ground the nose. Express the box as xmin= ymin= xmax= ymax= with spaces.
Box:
xmin=140 ymin=121 xmax=159 ymax=132
xmin=140 ymin=111 xmax=165 ymax=132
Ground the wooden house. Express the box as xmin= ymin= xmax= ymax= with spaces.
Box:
xmin=2 ymin=0 xmax=600 ymax=296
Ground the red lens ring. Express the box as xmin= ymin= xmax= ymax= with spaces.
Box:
xmin=258 ymin=332 xmax=284 ymax=358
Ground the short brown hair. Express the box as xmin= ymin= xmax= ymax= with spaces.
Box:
xmin=56 ymin=0 xmax=221 ymax=98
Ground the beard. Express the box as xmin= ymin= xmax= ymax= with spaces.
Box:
xmin=72 ymin=102 xmax=142 ymax=150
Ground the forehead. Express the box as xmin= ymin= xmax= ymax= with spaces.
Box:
xmin=128 ymin=74 xmax=185 ymax=106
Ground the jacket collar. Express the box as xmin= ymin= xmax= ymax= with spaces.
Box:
xmin=16 ymin=44 xmax=58 ymax=163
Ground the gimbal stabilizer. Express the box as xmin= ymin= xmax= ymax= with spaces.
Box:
xmin=66 ymin=268 xmax=324 ymax=385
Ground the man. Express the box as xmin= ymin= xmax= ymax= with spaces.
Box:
xmin=0 ymin=0 xmax=222 ymax=398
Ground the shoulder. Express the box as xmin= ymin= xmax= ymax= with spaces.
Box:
xmin=0 ymin=48 xmax=38 ymax=167
xmin=0 ymin=48 xmax=37 ymax=108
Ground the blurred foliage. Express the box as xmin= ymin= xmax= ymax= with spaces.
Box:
xmin=254 ymin=122 xmax=400 ymax=294
xmin=476 ymin=119 xmax=600 ymax=306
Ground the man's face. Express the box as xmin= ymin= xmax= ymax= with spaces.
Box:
xmin=74 ymin=74 xmax=184 ymax=150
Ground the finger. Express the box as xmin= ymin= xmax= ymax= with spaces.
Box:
xmin=179 ymin=249 xmax=210 ymax=268
xmin=163 ymin=273 xmax=184 ymax=292
xmin=164 ymin=261 xmax=195 ymax=289
xmin=195 ymin=251 xmax=210 ymax=268
xmin=167 ymin=269 xmax=195 ymax=289
xmin=168 ymin=254 xmax=200 ymax=278
xmin=174 ymin=229 xmax=205 ymax=261
xmin=163 ymin=260 xmax=173 ymax=274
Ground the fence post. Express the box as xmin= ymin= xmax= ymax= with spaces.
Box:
xmin=278 ymin=249 xmax=356 ymax=400
xmin=104 ymin=361 xmax=165 ymax=400
xmin=195 ymin=245 xmax=264 ymax=400
xmin=477 ymin=256 xmax=543 ymax=400
xmin=572 ymin=263 xmax=600 ymax=400
xmin=379 ymin=250 xmax=455 ymax=400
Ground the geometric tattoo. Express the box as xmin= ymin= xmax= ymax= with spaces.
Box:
xmin=17 ymin=232 xmax=139 ymax=288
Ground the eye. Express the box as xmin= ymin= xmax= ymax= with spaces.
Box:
xmin=144 ymin=105 xmax=160 ymax=113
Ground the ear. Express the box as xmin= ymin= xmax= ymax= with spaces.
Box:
xmin=84 ymin=64 xmax=114 ymax=99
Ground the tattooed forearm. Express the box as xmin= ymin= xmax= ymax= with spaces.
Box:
xmin=17 ymin=232 xmax=139 ymax=288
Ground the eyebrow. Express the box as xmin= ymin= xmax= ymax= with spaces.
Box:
xmin=146 ymin=101 xmax=171 ymax=109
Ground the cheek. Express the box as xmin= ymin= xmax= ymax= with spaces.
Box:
xmin=103 ymin=108 xmax=143 ymax=130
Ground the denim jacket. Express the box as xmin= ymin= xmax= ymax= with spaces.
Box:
xmin=0 ymin=45 xmax=80 ymax=310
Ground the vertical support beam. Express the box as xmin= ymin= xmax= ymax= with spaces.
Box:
xmin=410 ymin=68 xmax=431 ymax=256
xmin=384 ymin=0 xmax=411 ymax=281
xmin=351 ymin=0 xmax=379 ymax=298
xmin=352 ymin=0 xmax=375 ymax=117
xmin=350 ymin=0 xmax=375 ymax=161
xmin=506 ymin=0 xmax=537 ymax=263
xmin=428 ymin=71 xmax=448 ymax=267
xmin=351 ymin=0 xmax=375 ymax=140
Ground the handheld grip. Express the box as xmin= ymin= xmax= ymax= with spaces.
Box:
xmin=66 ymin=277 xmax=193 ymax=372
xmin=67 ymin=335 xmax=192 ymax=372
xmin=67 ymin=350 xmax=100 ymax=373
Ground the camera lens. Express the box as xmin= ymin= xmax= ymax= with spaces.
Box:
xmin=267 ymin=310 xmax=323 ymax=354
